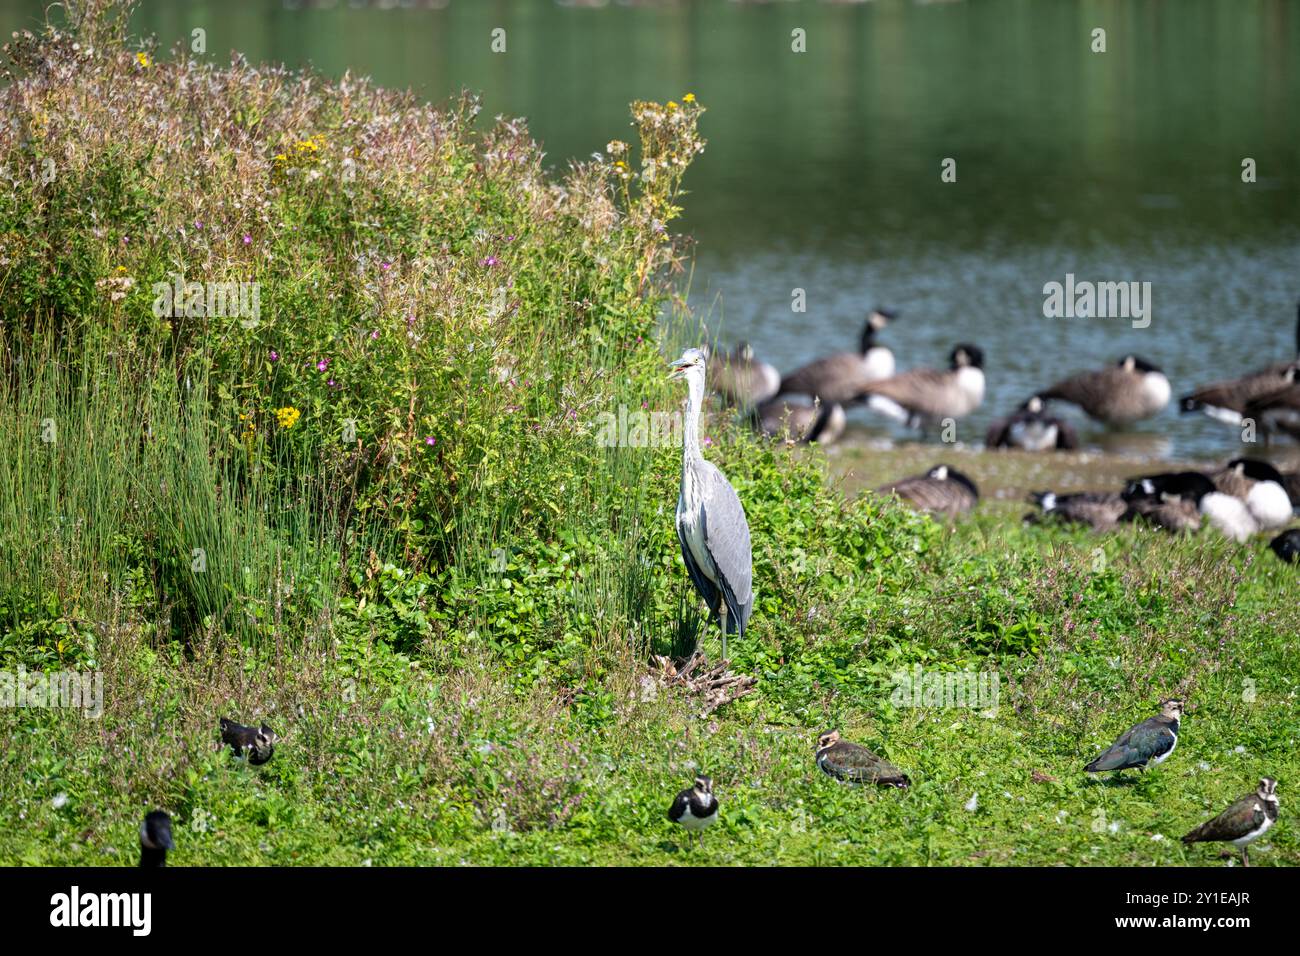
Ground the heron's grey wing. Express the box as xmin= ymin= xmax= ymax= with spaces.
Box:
xmin=699 ymin=464 xmax=754 ymax=634
xmin=676 ymin=521 xmax=721 ymax=617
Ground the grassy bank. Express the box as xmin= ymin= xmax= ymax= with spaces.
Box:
xmin=0 ymin=3 xmax=1296 ymax=866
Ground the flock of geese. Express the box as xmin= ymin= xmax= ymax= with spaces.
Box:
xmin=704 ymin=303 xmax=1300 ymax=563
xmin=668 ymin=345 xmax=1284 ymax=867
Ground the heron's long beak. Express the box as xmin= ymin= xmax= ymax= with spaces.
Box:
xmin=668 ymin=360 xmax=690 ymax=380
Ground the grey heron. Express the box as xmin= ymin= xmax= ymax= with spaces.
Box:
xmin=669 ymin=348 xmax=753 ymax=661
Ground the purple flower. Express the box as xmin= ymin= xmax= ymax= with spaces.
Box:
xmin=703 ymin=437 xmax=714 ymax=447
xmin=242 ymin=234 xmax=252 ymax=245
xmin=482 ymin=256 xmax=499 ymax=267
xmin=316 ymin=358 xmax=330 ymax=372
xmin=370 ymin=329 xmax=379 ymax=340
xmin=424 ymin=436 xmax=437 ymax=447
xmin=269 ymin=350 xmax=279 ymax=362
xmin=194 ymin=220 xmax=204 ymax=230
xmin=327 ymin=378 xmax=336 ymax=388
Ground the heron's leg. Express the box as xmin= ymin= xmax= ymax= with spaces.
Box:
xmin=1242 ymin=847 xmax=1250 ymax=867
xmin=719 ymin=602 xmax=728 ymax=662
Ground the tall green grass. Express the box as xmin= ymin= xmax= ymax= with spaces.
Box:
xmin=0 ymin=333 xmax=352 ymax=662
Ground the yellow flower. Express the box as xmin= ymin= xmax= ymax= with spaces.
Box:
xmin=275 ymin=406 xmax=301 ymax=429
xmin=666 ymin=100 xmax=679 ymax=111
xmin=683 ymin=93 xmax=696 ymax=103
xmin=135 ymin=52 xmax=150 ymax=68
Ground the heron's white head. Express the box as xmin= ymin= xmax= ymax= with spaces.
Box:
xmin=669 ymin=348 xmax=708 ymax=381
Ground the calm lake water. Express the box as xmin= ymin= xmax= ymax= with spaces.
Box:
xmin=5 ymin=0 xmax=1299 ymax=459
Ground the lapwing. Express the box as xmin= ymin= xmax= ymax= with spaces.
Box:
xmin=986 ymin=395 xmax=1079 ymax=451
xmin=777 ymin=308 xmax=897 ymax=405
xmin=220 ymin=717 xmax=277 ymax=765
xmin=708 ymin=341 xmax=780 ymax=408
xmin=1182 ymin=778 xmax=1279 ymax=867
xmin=1085 ymin=699 xmax=1184 ymax=775
xmin=1038 ymin=355 xmax=1171 ymax=425
xmin=667 ymin=773 xmax=719 ymax=847
xmin=815 ymin=730 xmax=911 ymax=788
xmin=875 ymin=464 xmax=978 ymax=518
xmin=139 ymin=810 xmax=174 ymax=867
xmin=1024 ymin=490 xmax=1127 ymax=531
xmin=1270 ymin=529 xmax=1300 ymax=564
xmin=853 ymin=343 xmax=985 ymax=431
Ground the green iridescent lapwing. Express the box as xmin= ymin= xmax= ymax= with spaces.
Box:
xmin=815 ymin=730 xmax=911 ymax=788
xmin=1183 ymin=778 xmax=1279 ymax=867
xmin=1085 ymin=699 xmax=1183 ymax=775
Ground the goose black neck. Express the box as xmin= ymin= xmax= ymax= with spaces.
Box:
xmin=859 ymin=325 xmax=877 ymax=355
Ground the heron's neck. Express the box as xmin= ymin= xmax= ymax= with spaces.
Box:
xmin=682 ymin=372 xmax=705 ymax=467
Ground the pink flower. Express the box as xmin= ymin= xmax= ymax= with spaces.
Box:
xmin=242 ymin=234 xmax=252 ymax=245
xmin=316 ymin=358 xmax=330 ymax=372
xmin=424 ymin=436 xmax=436 ymax=446
xmin=381 ymin=261 xmax=391 ymax=271
xmin=269 ymin=350 xmax=279 ymax=362
xmin=369 ymin=329 xmax=379 ymax=340
xmin=482 ymin=256 xmax=498 ymax=267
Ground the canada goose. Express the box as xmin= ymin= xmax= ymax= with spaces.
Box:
xmin=1180 ymin=302 xmax=1300 ymax=425
xmin=220 ymin=717 xmax=277 ymax=765
xmin=854 ymin=343 xmax=985 ymax=430
xmin=875 ymin=464 xmax=978 ymax=518
xmin=1038 ymin=355 xmax=1170 ymax=425
xmin=776 ymin=308 xmax=897 ymax=404
xmin=1270 ymin=529 xmax=1300 ymax=563
xmin=1241 ymin=375 xmax=1300 ymax=442
xmin=1024 ymin=490 xmax=1126 ymax=531
xmin=707 ymin=341 xmax=780 ymax=408
xmin=986 ymin=396 xmax=1079 ymax=451
xmin=1209 ymin=458 xmax=1295 ymax=530
xmin=752 ymin=397 xmax=846 ymax=445
xmin=139 ymin=810 xmax=174 ymax=867
xmin=1122 ymin=471 xmax=1257 ymax=542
